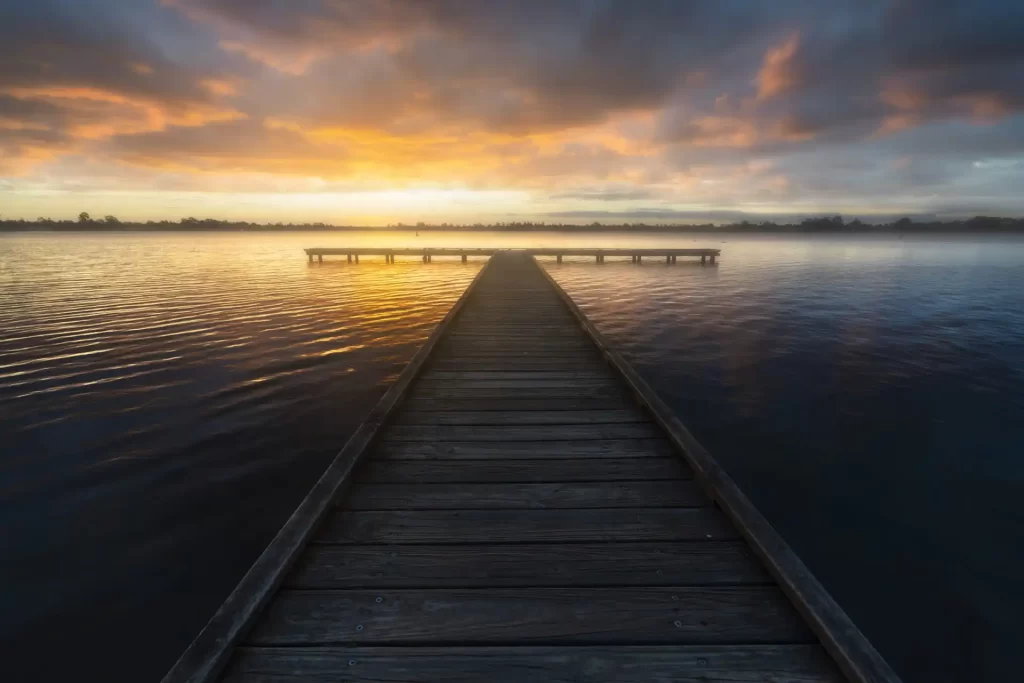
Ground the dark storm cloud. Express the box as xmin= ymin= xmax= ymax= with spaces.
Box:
xmin=0 ymin=0 xmax=242 ymax=171
xmin=2 ymin=0 xmax=1024 ymax=215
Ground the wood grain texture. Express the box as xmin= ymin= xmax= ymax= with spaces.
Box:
xmin=343 ymin=481 xmax=705 ymax=510
xmin=357 ymin=457 xmax=692 ymax=483
xmin=384 ymin=423 xmax=662 ymax=441
xmin=534 ymin=255 xmax=899 ymax=683
xmin=411 ymin=386 xmax=630 ymax=400
xmin=158 ymin=253 xmax=499 ymax=683
xmin=375 ymin=439 xmax=674 ymax=459
xmin=317 ymin=508 xmax=737 ymax=544
xmin=247 ymin=587 xmax=813 ymax=645
xmin=287 ymin=542 xmax=769 ymax=588
xmin=401 ymin=397 xmax=633 ymax=411
xmin=393 ymin=409 xmax=647 ymax=426
xmin=225 ymin=645 xmax=842 ymax=683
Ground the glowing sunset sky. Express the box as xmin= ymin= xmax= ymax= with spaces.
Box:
xmin=2 ymin=0 xmax=1024 ymax=224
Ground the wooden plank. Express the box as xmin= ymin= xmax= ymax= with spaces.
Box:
xmin=384 ymin=424 xmax=662 ymax=441
xmin=158 ymin=255 xmax=499 ymax=683
xmin=428 ymin=362 xmax=607 ymax=371
xmin=415 ymin=380 xmax=620 ymax=391
xmin=246 ymin=587 xmax=813 ymax=645
xmin=287 ymin=542 xmax=768 ymax=588
xmin=422 ymin=371 xmax=611 ymax=381
xmin=316 ymin=508 xmax=737 ymax=543
xmin=435 ymin=343 xmax=596 ymax=353
xmin=401 ymin=398 xmax=633 ymax=411
xmin=225 ymin=645 xmax=842 ymax=683
xmin=357 ymin=458 xmax=692 ymax=483
xmin=344 ymin=481 xmax=705 ymax=510
xmin=534 ymin=256 xmax=901 ymax=683
xmin=393 ymin=409 xmax=647 ymax=426
xmin=410 ymin=387 xmax=631 ymax=400
xmin=376 ymin=439 xmax=674 ymax=460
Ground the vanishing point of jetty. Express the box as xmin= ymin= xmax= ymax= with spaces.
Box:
xmin=163 ymin=251 xmax=900 ymax=683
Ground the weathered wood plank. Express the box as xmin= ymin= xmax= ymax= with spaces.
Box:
xmin=287 ymin=542 xmax=768 ymax=588
xmin=534 ymin=256 xmax=901 ymax=683
xmin=158 ymin=251 xmax=500 ymax=683
xmin=376 ymin=439 xmax=674 ymax=460
xmin=247 ymin=587 xmax=813 ymax=645
xmin=414 ymin=380 xmax=622 ymax=391
xmin=421 ymin=371 xmax=611 ymax=381
xmin=411 ymin=386 xmax=630 ymax=400
xmin=344 ymin=481 xmax=705 ymax=510
xmin=385 ymin=421 xmax=663 ymax=444
xmin=401 ymin=398 xmax=634 ymax=412
xmin=357 ymin=458 xmax=691 ymax=483
xmin=225 ymin=645 xmax=842 ymax=683
xmin=393 ymin=409 xmax=647 ymax=426
xmin=384 ymin=424 xmax=662 ymax=441
xmin=316 ymin=508 xmax=737 ymax=543
xmin=428 ymin=362 xmax=607 ymax=372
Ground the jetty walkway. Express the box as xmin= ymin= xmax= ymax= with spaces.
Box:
xmin=163 ymin=251 xmax=898 ymax=683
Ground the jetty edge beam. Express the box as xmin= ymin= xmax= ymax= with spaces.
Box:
xmin=533 ymin=254 xmax=899 ymax=683
xmin=158 ymin=258 xmax=495 ymax=683
xmin=163 ymin=251 xmax=899 ymax=683
xmin=304 ymin=246 xmax=721 ymax=264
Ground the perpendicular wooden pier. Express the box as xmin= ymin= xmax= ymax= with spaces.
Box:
xmin=305 ymin=247 xmax=721 ymax=264
xmin=163 ymin=251 xmax=899 ymax=683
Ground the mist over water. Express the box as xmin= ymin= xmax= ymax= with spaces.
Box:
xmin=1 ymin=231 xmax=1022 ymax=682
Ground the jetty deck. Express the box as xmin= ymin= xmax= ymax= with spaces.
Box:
xmin=305 ymin=246 xmax=721 ymax=264
xmin=164 ymin=252 xmax=898 ymax=683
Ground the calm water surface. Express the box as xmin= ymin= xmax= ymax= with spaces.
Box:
xmin=1 ymin=231 xmax=1022 ymax=682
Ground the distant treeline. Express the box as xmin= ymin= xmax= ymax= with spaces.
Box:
xmin=3 ymin=213 xmax=1024 ymax=233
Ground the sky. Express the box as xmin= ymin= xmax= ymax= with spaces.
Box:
xmin=2 ymin=0 xmax=1024 ymax=225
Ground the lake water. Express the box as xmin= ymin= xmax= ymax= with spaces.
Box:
xmin=1 ymin=231 xmax=1022 ymax=682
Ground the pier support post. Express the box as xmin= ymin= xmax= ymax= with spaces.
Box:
xmin=347 ymin=254 xmax=352 ymax=263
xmin=462 ymin=254 xmax=467 ymax=263
xmin=308 ymin=254 xmax=313 ymax=263
xmin=710 ymin=254 xmax=716 ymax=265
xmin=701 ymin=255 xmax=706 ymax=265
xmin=637 ymin=255 xmax=642 ymax=264
xmin=557 ymin=255 xmax=562 ymax=264
xmin=666 ymin=255 xmax=671 ymax=264
xmin=318 ymin=254 xmax=323 ymax=264
xmin=354 ymin=254 xmax=359 ymax=264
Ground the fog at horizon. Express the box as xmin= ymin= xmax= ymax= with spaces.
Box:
xmin=3 ymin=0 xmax=1024 ymax=225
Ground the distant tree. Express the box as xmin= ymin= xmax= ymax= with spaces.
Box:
xmin=104 ymin=215 xmax=120 ymax=225
xmin=78 ymin=212 xmax=92 ymax=224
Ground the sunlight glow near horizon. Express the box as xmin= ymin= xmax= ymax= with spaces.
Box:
xmin=2 ymin=1 xmax=1024 ymax=223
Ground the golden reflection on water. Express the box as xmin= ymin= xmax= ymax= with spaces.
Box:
xmin=0 ymin=231 xmax=483 ymax=683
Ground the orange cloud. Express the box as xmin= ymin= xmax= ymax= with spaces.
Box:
xmin=2 ymin=86 xmax=245 ymax=140
xmin=200 ymin=78 xmax=241 ymax=97
xmin=756 ymin=33 xmax=801 ymax=100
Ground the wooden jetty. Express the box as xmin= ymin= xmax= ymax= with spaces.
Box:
xmin=163 ymin=251 xmax=899 ymax=683
xmin=305 ymin=246 xmax=721 ymax=264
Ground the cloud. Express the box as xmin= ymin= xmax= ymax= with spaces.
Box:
xmin=756 ymin=33 xmax=802 ymax=100
xmin=0 ymin=0 xmax=244 ymax=172
xmin=3 ymin=0 xmax=1024 ymax=219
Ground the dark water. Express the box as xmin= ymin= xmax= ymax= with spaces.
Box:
xmin=2 ymin=232 xmax=1023 ymax=682
xmin=547 ymin=236 xmax=1024 ymax=683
